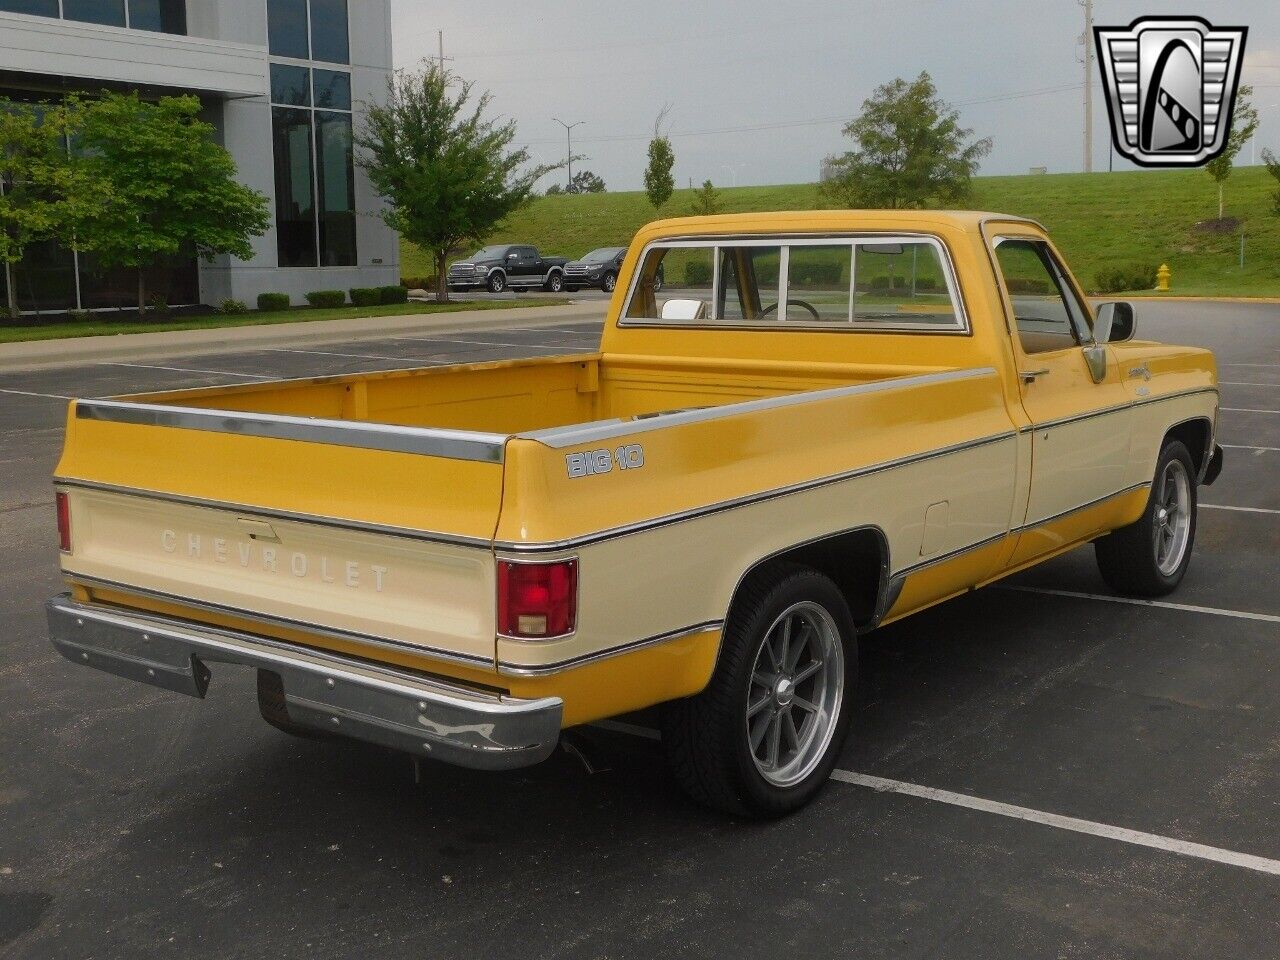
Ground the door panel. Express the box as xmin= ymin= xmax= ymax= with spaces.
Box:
xmin=991 ymin=237 xmax=1134 ymax=568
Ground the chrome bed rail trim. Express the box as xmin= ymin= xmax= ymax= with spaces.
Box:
xmin=47 ymin=594 xmax=561 ymax=770
xmin=518 ymin=366 xmax=998 ymax=449
xmin=76 ymin=399 xmax=508 ymax=463
xmin=54 ymin=478 xmax=494 ymax=550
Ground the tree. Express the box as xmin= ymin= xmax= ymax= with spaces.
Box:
xmin=822 ymin=71 xmax=991 ymax=209
xmin=688 ymin=179 xmax=721 ymax=216
xmin=0 ymin=100 xmax=78 ymax=320
xmin=356 ymin=64 xmax=559 ymax=302
xmin=1204 ymin=83 xmax=1258 ymax=220
xmin=67 ymin=92 xmax=269 ymax=317
xmin=644 ymin=107 xmax=675 ymax=212
xmin=545 ymin=183 xmax=564 ymax=196
xmin=1262 ymin=148 xmax=1280 ymax=218
xmin=567 ymin=169 xmax=606 ymax=194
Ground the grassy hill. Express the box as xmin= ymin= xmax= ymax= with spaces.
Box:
xmin=401 ymin=166 xmax=1280 ymax=296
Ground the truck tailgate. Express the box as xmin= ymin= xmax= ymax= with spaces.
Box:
xmin=55 ymin=399 xmax=506 ymax=670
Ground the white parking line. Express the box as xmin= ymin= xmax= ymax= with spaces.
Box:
xmin=1220 ymin=444 xmax=1279 ymax=452
xmin=392 ymin=336 xmax=574 ymax=351
xmin=1220 ymin=381 xmax=1280 ymax=387
xmin=260 ymin=347 xmax=442 ymax=363
xmin=829 ymin=771 xmax=1280 ymax=877
xmin=0 ymin=387 xmax=73 ymax=400
xmin=1221 ymin=407 xmax=1280 ymax=414
xmin=1002 ymin=585 xmax=1280 ymax=623
xmin=101 ymin=362 xmax=271 ymax=380
xmin=590 ymin=722 xmax=1280 ymax=877
xmin=1224 ymin=363 xmax=1280 ymax=368
xmin=1202 ymin=504 xmax=1280 ymax=515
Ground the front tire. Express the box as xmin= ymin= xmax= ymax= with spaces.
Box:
xmin=1095 ymin=439 xmax=1197 ymax=596
xmin=602 ymin=271 xmax=618 ymax=293
xmin=662 ymin=564 xmax=856 ymax=818
xmin=486 ymin=272 xmax=507 ymax=294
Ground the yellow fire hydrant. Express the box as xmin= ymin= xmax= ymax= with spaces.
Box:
xmin=1157 ymin=263 xmax=1171 ymax=292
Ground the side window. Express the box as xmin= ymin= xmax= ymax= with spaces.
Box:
xmin=994 ymin=239 xmax=1091 ymax=354
xmin=718 ymin=245 xmax=781 ymax=320
xmin=852 ymin=241 xmax=958 ymax=327
xmin=624 ymin=246 xmax=713 ymax=320
xmin=785 ymin=244 xmax=851 ymax=322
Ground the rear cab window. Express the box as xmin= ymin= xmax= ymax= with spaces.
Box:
xmin=622 ymin=235 xmax=966 ymax=332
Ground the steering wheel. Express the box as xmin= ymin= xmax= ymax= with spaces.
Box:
xmin=759 ymin=299 xmax=820 ymax=321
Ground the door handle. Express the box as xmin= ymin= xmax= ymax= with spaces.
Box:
xmin=1018 ymin=368 xmax=1051 ymax=384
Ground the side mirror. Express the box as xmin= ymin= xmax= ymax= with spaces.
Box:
xmin=659 ymin=298 xmax=707 ymax=321
xmin=1094 ymin=301 xmax=1136 ymax=344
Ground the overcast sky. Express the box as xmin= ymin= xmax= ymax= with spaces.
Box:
xmin=389 ymin=1 xmax=1279 ymax=191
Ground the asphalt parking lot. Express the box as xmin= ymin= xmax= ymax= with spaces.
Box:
xmin=1 ymin=300 xmax=1277 ymax=959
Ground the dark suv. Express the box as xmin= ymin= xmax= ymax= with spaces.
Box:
xmin=447 ymin=245 xmax=569 ymax=293
xmin=563 ymin=247 xmax=664 ymax=293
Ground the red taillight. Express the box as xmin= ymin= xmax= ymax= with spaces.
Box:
xmin=497 ymin=559 xmax=577 ymax=638
xmin=56 ymin=491 xmax=71 ymax=553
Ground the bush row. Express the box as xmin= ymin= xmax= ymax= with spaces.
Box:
xmin=241 ymin=286 xmax=411 ymax=311
xmin=1094 ymin=263 xmax=1156 ymax=294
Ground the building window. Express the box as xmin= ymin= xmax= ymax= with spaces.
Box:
xmin=0 ymin=0 xmax=183 ymax=32
xmin=0 ymin=0 xmax=60 ymax=16
xmin=309 ymin=0 xmax=348 ymax=64
xmin=62 ymin=0 xmax=126 ymax=27
xmin=272 ymin=107 xmax=317 ymax=267
xmin=269 ymin=0 xmax=348 ymax=64
xmin=267 ymin=0 xmax=308 ymax=58
xmin=127 ymin=0 xmax=185 ymax=34
xmin=270 ymin=64 xmax=356 ymax=268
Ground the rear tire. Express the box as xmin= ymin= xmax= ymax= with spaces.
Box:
xmin=662 ymin=564 xmax=856 ymax=818
xmin=1095 ymin=440 xmax=1197 ymax=596
xmin=544 ymin=271 xmax=564 ymax=293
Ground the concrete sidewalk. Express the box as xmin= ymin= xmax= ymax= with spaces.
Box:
xmin=0 ymin=301 xmax=605 ymax=372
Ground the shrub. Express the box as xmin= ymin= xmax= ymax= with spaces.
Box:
xmin=789 ymin=261 xmax=844 ymax=288
xmin=68 ymin=309 xmax=92 ymax=323
xmin=305 ymin=289 xmax=346 ymax=307
xmin=1094 ymin=263 xmax=1157 ymax=294
xmin=400 ymin=276 xmax=435 ymax=290
xmin=349 ymin=287 xmax=381 ymax=307
xmin=257 ymin=292 xmax=291 ymax=312
xmin=379 ymin=285 xmax=409 ymax=304
xmin=147 ymin=294 xmax=170 ymax=316
xmin=219 ymin=299 xmax=248 ymax=314
xmin=1005 ymin=276 xmax=1052 ymax=295
xmin=685 ymin=260 xmax=712 ymax=286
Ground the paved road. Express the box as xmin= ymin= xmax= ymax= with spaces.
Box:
xmin=1 ymin=302 xmax=1278 ymax=959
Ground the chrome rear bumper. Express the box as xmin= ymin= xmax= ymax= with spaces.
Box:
xmin=46 ymin=595 xmax=562 ymax=770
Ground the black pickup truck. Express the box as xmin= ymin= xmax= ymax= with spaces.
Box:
xmin=447 ymin=245 xmax=569 ymax=293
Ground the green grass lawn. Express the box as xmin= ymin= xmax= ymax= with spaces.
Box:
xmin=0 ymin=298 xmax=565 ymax=345
xmin=403 ymin=167 xmax=1280 ymax=297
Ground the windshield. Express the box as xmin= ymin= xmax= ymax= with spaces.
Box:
xmin=583 ymin=247 xmax=623 ymax=263
xmin=471 ymin=246 xmax=507 ymax=260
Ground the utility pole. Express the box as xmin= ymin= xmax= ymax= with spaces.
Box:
xmin=435 ymin=30 xmax=454 ymax=73
xmin=552 ymin=117 xmax=583 ymax=190
xmin=1081 ymin=0 xmax=1094 ymax=173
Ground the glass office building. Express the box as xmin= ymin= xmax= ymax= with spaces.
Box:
xmin=0 ymin=0 xmax=398 ymax=311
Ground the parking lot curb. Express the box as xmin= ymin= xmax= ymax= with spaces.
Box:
xmin=1088 ymin=295 xmax=1280 ymax=304
xmin=0 ymin=301 xmax=605 ymax=372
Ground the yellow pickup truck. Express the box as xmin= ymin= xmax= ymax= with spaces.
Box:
xmin=47 ymin=211 xmax=1222 ymax=817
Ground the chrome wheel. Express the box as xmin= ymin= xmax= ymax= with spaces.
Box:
xmin=1153 ymin=457 xmax=1191 ymax=576
xmin=746 ymin=601 xmax=844 ymax=788
xmin=603 ymin=272 xmax=617 ymax=292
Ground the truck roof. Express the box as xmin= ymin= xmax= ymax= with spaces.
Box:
xmin=640 ymin=209 xmax=1045 ymax=235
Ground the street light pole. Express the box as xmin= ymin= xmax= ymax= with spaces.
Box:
xmin=552 ymin=118 xmax=583 ymax=190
